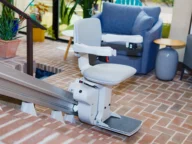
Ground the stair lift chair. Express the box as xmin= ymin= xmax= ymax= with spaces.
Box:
xmin=69 ymin=18 xmax=142 ymax=136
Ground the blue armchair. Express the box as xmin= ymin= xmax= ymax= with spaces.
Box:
xmin=92 ymin=2 xmax=163 ymax=74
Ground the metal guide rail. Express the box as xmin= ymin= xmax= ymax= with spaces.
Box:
xmin=0 ymin=63 xmax=77 ymax=115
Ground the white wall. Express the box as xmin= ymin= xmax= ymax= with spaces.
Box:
xmin=15 ymin=0 xmax=31 ymax=11
xmin=170 ymin=0 xmax=192 ymax=62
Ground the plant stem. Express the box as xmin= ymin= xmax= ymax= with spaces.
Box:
xmin=24 ymin=0 xmax=34 ymax=12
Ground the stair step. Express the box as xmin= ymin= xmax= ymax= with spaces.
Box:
xmin=0 ymin=104 xmax=124 ymax=143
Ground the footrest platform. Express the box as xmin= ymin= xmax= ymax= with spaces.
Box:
xmin=98 ymin=115 xmax=142 ymax=136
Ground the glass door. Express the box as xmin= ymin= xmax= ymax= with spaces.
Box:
xmin=36 ymin=0 xmax=53 ymax=38
xmin=58 ymin=0 xmax=83 ymax=41
xmin=57 ymin=0 xmax=106 ymax=41
xmin=14 ymin=0 xmax=113 ymax=41
xmin=15 ymin=0 xmax=53 ymax=38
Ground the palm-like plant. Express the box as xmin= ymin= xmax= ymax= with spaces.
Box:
xmin=0 ymin=13 xmax=15 ymax=40
xmin=60 ymin=0 xmax=98 ymax=25
xmin=0 ymin=0 xmax=19 ymax=40
xmin=1 ymin=0 xmax=14 ymax=19
xmin=76 ymin=0 xmax=98 ymax=18
xmin=60 ymin=0 xmax=79 ymax=25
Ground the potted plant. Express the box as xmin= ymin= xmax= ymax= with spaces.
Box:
xmin=162 ymin=23 xmax=171 ymax=38
xmin=30 ymin=2 xmax=48 ymax=42
xmin=152 ymin=0 xmax=174 ymax=38
xmin=0 ymin=1 xmax=20 ymax=58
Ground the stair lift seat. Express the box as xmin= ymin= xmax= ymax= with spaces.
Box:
xmin=83 ymin=63 xmax=136 ymax=85
xmin=73 ymin=43 xmax=137 ymax=86
xmin=69 ymin=18 xmax=142 ymax=136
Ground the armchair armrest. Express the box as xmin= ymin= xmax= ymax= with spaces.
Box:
xmin=145 ymin=19 xmax=163 ymax=42
xmin=141 ymin=19 xmax=163 ymax=73
xmin=73 ymin=43 xmax=116 ymax=57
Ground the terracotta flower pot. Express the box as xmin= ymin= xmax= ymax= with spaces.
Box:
xmin=0 ymin=39 xmax=21 ymax=58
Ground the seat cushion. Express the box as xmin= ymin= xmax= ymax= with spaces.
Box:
xmin=132 ymin=11 xmax=154 ymax=36
xmin=83 ymin=64 xmax=136 ymax=85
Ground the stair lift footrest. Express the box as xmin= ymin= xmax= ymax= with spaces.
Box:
xmin=97 ymin=115 xmax=142 ymax=136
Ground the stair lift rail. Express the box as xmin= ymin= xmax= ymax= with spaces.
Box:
xmin=0 ymin=63 xmax=77 ymax=115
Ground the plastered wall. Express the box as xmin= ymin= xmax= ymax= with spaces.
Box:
xmin=170 ymin=0 xmax=192 ymax=62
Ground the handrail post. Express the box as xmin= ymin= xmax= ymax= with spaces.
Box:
xmin=27 ymin=19 xmax=33 ymax=76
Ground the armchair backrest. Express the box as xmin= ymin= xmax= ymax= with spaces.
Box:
xmin=184 ymin=35 xmax=192 ymax=69
xmin=100 ymin=2 xmax=161 ymax=35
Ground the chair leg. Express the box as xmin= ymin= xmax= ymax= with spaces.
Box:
xmin=64 ymin=37 xmax=73 ymax=60
xmin=180 ymin=65 xmax=185 ymax=80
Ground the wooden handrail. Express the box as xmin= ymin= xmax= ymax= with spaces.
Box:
xmin=0 ymin=0 xmax=48 ymax=76
xmin=0 ymin=0 xmax=46 ymax=30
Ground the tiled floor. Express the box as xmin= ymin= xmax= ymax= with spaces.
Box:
xmin=0 ymin=37 xmax=192 ymax=144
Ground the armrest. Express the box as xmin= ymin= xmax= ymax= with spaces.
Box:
xmin=92 ymin=12 xmax=102 ymax=19
xmin=144 ymin=19 xmax=163 ymax=42
xmin=73 ymin=43 xmax=116 ymax=57
xmin=102 ymin=34 xmax=143 ymax=43
xmin=141 ymin=19 xmax=163 ymax=73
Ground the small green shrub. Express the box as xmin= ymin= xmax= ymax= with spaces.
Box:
xmin=0 ymin=15 xmax=16 ymax=40
xmin=0 ymin=0 xmax=19 ymax=41
xmin=153 ymin=0 xmax=174 ymax=6
xmin=162 ymin=23 xmax=171 ymax=38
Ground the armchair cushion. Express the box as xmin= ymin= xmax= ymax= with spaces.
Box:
xmin=99 ymin=3 xmax=161 ymax=35
xmin=142 ymin=7 xmax=161 ymax=24
xmin=100 ymin=2 xmax=141 ymax=35
xmin=132 ymin=11 xmax=154 ymax=36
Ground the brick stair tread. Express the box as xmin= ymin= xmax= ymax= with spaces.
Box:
xmin=0 ymin=105 xmax=124 ymax=144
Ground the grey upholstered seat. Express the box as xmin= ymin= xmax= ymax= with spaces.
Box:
xmin=83 ymin=64 xmax=136 ymax=85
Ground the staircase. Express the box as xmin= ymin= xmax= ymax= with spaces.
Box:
xmin=0 ymin=104 xmax=125 ymax=144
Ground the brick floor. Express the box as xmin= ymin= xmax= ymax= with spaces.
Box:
xmin=0 ymin=37 xmax=192 ymax=143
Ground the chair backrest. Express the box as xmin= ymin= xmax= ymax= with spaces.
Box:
xmin=184 ymin=35 xmax=192 ymax=69
xmin=115 ymin=0 xmax=142 ymax=6
xmin=74 ymin=18 xmax=102 ymax=47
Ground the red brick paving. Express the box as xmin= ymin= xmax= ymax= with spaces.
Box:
xmin=0 ymin=38 xmax=191 ymax=143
